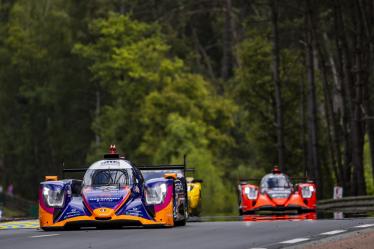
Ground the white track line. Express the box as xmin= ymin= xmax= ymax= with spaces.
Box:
xmin=280 ymin=238 xmax=310 ymax=244
xmin=320 ymin=230 xmax=346 ymax=235
xmin=354 ymin=224 xmax=374 ymax=228
xmin=30 ymin=234 xmax=60 ymax=238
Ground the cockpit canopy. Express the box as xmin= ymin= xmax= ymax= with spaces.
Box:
xmin=260 ymin=173 xmax=292 ymax=198
xmin=83 ymin=169 xmax=133 ymax=187
xmin=260 ymin=173 xmax=292 ymax=190
xmin=83 ymin=160 xmax=134 ymax=187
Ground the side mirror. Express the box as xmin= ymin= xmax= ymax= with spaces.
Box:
xmin=45 ymin=176 xmax=58 ymax=181
xmin=164 ymin=173 xmax=177 ymax=180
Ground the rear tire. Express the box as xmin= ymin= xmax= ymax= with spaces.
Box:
xmin=174 ymin=204 xmax=187 ymax=226
xmin=175 ymin=218 xmax=186 ymax=226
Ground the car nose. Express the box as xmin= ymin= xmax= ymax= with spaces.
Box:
xmin=93 ymin=207 xmax=115 ymax=220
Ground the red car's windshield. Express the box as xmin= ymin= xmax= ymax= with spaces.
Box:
xmin=260 ymin=174 xmax=292 ymax=189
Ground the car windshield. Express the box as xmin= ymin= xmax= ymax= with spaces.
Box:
xmin=260 ymin=174 xmax=292 ymax=189
xmin=83 ymin=169 xmax=133 ymax=187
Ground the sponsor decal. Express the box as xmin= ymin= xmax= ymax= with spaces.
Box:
xmin=89 ymin=197 xmax=122 ymax=202
xmin=175 ymin=181 xmax=184 ymax=192
xmin=63 ymin=208 xmax=82 ymax=219
xmin=125 ymin=207 xmax=143 ymax=217
xmin=100 ymin=160 xmax=120 ymax=166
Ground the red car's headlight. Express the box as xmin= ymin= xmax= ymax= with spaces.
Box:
xmin=244 ymin=187 xmax=258 ymax=200
xmin=301 ymin=186 xmax=315 ymax=198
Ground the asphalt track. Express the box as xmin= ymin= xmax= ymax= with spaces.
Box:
xmin=0 ymin=218 xmax=374 ymax=249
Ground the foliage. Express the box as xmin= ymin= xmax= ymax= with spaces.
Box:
xmin=74 ymin=13 xmax=238 ymax=213
xmin=0 ymin=0 xmax=94 ymax=198
xmin=0 ymin=0 xmax=374 ymax=214
xmin=232 ymin=33 xmax=305 ymax=176
xmin=364 ymin=137 xmax=374 ymax=195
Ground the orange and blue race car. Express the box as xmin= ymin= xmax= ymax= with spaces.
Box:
xmin=238 ymin=166 xmax=316 ymax=215
xmin=39 ymin=145 xmax=188 ymax=230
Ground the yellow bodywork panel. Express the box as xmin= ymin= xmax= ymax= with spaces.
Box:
xmin=187 ymin=177 xmax=202 ymax=216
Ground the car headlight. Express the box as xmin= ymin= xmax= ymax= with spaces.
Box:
xmin=244 ymin=186 xmax=258 ymax=200
xmin=42 ymin=186 xmax=65 ymax=207
xmin=145 ymin=183 xmax=167 ymax=205
xmin=301 ymin=185 xmax=314 ymax=198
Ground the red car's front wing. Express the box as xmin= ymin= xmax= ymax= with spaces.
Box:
xmin=240 ymin=185 xmax=316 ymax=214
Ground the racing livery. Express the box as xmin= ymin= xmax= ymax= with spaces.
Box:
xmin=39 ymin=145 xmax=188 ymax=230
xmin=186 ymin=176 xmax=202 ymax=216
xmin=238 ymin=166 xmax=316 ymax=214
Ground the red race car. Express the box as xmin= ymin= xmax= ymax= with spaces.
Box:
xmin=238 ymin=166 xmax=316 ymax=214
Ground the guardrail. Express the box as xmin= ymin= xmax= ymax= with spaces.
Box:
xmin=317 ymin=195 xmax=374 ymax=213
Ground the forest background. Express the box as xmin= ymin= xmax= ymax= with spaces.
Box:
xmin=1 ymin=0 xmax=374 ymax=215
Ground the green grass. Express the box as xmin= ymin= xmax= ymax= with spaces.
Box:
xmin=0 ymin=206 xmax=27 ymax=218
xmin=364 ymin=136 xmax=374 ymax=195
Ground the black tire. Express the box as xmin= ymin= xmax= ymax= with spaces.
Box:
xmin=173 ymin=198 xmax=187 ymax=226
xmin=175 ymin=217 xmax=186 ymax=226
xmin=174 ymin=203 xmax=187 ymax=226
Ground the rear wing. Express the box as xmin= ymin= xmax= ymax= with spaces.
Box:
xmin=136 ymin=164 xmax=186 ymax=171
xmin=239 ymin=177 xmax=315 ymax=185
xmin=239 ymin=179 xmax=260 ymax=184
xmin=62 ymin=168 xmax=87 ymax=178
xmin=61 ymin=155 xmax=193 ymax=181
xmin=136 ymin=155 xmax=187 ymax=181
xmin=61 ymin=165 xmax=189 ymax=180
xmin=184 ymin=168 xmax=204 ymax=183
xmin=291 ymin=177 xmax=315 ymax=184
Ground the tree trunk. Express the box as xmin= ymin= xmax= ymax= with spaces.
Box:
xmin=192 ymin=28 xmax=216 ymax=80
xmin=367 ymin=102 xmax=374 ymax=182
xmin=323 ymin=33 xmax=345 ymax=187
xmin=270 ymin=0 xmax=285 ymax=171
xmin=358 ymin=0 xmax=374 ymax=183
xmin=309 ymin=8 xmax=342 ymax=186
xmin=305 ymin=0 xmax=322 ymax=196
xmin=221 ymin=0 xmax=234 ymax=82
xmin=350 ymin=0 xmax=367 ymax=195
xmin=331 ymin=0 xmax=354 ymax=194
xmin=315 ymin=51 xmax=341 ymax=185
xmin=300 ymin=76 xmax=308 ymax=177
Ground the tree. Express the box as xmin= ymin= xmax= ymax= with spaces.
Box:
xmin=74 ymin=13 xmax=238 ymax=213
xmin=270 ymin=0 xmax=285 ymax=171
xmin=0 ymin=0 xmax=94 ymax=198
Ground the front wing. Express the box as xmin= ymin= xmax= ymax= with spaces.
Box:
xmin=39 ymin=184 xmax=175 ymax=229
xmin=240 ymin=193 xmax=316 ymax=213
